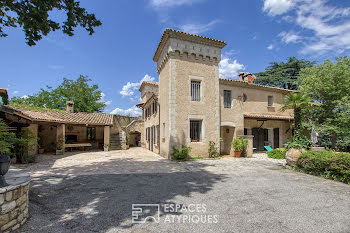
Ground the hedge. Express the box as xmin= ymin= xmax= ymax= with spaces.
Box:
xmin=297 ymin=151 xmax=350 ymax=184
xmin=267 ymin=148 xmax=287 ymax=159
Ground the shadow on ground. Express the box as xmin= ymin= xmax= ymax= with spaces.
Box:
xmin=19 ymin=158 xmax=227 ymax=233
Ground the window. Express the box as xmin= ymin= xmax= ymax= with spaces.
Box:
xmin=191 ymin=81 xmax=201 ymax=101
xmin=190 ymin=120 xmax=202 ymax=142
xmin=87 ymin=127 xmax=96 ymax=140
xmin=268 ymin=96 xmax=274 ymax=106
xmin=244 ymin=128 xmax=248 ymax=135
xmin=224 ymin=90 xmax=231 ymax=108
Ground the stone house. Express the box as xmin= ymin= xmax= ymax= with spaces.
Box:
xmin=0 ymin=97 xmax=137 ymax=155
xmin=137 ymin=29 xmax=294 ymax=158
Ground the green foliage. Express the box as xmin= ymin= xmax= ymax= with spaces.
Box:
xmin=208 ymin=140 xmax=219 ymax=158
xmin=267 ymin=148 xmax=287 ymax=159
xmin=297 ymin=151 xmax=350 ymax=184
xmin=14 ymin=129 xmax=37 ymax=163
xmin=286 ymin=132 xmax=312 ymax=150
xmin=172 ymin=145 xmax=192 ymax=161
xmin=299 ymin=57 xmax=350 ymax=151
xmin=0 ymin=0 xmax=102 ymax=46
xmin=56 ymin=137 xmax=64 ymax=150
xmin=0 ymin=92 xmax=9 ymax=105
xmin=255 ymin=57 xmax=315 ymax=90
xmin=231 ymin=137 xmax=248 ymax=152
xmin=125 ymin=130 xmax=130 ymax=145
xmin=121 ymin=143 xmax=128 ymax=150
xmin=10 ymin=75 xmax=106 ymax=113
xmin=280 ymin=92 xmax=317 ymax=131
xmin=0 ymin=119 xmax=15 ymax=155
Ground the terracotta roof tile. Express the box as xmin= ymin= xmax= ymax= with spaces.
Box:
xmin=6 ymin=106 xmax=113 ymax=125
xmin=244 ymin=113 xmax=294 ymax=120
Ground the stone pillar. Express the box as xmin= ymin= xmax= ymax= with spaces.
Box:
xmin=56 ymin=124 xmax=65 ymax=152
xmin=104 ymin=126 xmax=110 ymax=149
xmin=25 ymin=124 xmax=38 ymax=156
xmin=238 ymin=135 xmax=254 ymax=158
xmin=268 ymin=128 xmax=274 ymax=148
xmin=247 ymin=128 xmax=252 ymax=135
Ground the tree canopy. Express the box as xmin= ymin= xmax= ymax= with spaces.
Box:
xmin=255 ymin=57 xmax=315 ymax=90
xmin=0 ymin=0 xmax=102 ymax=46
xmin=299 ymin=57 xmax=350 ymax=150
xmin=10 ymin=75 xmax=106 ymax=113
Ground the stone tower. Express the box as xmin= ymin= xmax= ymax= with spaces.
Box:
xmin=153 ymin=29 xmax=226 ymax=158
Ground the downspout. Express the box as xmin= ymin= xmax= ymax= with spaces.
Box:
xmin=158 ymin=101 xmax=160 ymax=154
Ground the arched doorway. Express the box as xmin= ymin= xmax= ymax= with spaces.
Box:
xmin=129 ymin=131 xmax=141 ymax=147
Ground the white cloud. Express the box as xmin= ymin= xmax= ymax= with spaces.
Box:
xmin=12 ymin=90 xmax=18 ymax=95
xmin=99 ymin=93 xmax=112 ymax=105
xmin=150 ymin=0 xmax=202 ymax=8
xmin=219 ymin=54 xmax=245 ymax=79
xmin=21 ymin=95 xmax=28 ymax=99
xmin=110 ymin=106 xmax=141 ymax=117
xmin=267 ymin=44 xmax=274 ymax=50
xmin=120 ymin=74 xmax=155 ymax=98
xmin=264 ymin=0 xmax=350 ymax=55
xmin=279 ymin=31 xmax=301 ymax=44
xmin=178 ymin=20 xmax=220 ymax=34
xmin=263 ymin=0 xmax=294 ymax=16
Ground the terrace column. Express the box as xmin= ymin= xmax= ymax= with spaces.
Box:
xmin=268 ymin=128 xmax=274 ymax=148
xmin=104 ymin=126 xmax=110 ymax=150
xmin=247 ymin=128 xmax=252 ymax=135
xmin=56 ymin=124 xmax=65 ymax=152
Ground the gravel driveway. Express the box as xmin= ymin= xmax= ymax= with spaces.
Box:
xmin=16 ymin=148 xmax=350 ymax=233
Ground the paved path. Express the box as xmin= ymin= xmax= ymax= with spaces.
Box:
xmin=16 ymin=148 xmax=350 ymax=233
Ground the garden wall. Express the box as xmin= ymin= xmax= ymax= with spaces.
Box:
xmin=0 ymin=168 xmax=30 ymax=232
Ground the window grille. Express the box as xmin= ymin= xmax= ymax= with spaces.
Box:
xmin=224 ymin=90 xmax=231 ymax=108
xmin=191 ymin=81 xmax=201 ymax=101
xmin=190 ymin=120 xmax=202 ymax=142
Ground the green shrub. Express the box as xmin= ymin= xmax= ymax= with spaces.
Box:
xmin=267 ymin=148 xmax=287 ymax=159
xmin=172 ymin=145 xmax=192 ymax=161
xmin=208 ymin=141 xmax=219 ymax=158
xmin=286 ymin=132 xmax=312 ymax=150
xmin=231 ymin=137 xmax=248 ymax=152
xmin=297 ymin=151 xmax=350 ymax=184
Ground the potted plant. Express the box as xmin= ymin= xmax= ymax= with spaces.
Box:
xmin=104 ymin=144 xmax=110 ymax=152
xmin=231 ymin=137 xmax=248 ymax=158
xmin=55 ymin=138 xmax=64 ymax=155
xmin=121 ymin=143 xmax=128 ymax=150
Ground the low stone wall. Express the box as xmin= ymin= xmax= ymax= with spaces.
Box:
xmin=0 ymin=168 xmax=30 ymax=233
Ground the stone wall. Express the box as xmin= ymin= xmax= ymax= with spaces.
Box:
xmin=0 ymin=169 xmax=30 ymax=233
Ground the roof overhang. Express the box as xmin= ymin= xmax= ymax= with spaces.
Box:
xmin=221 ymin=121 xmax=236 ymax=127
xmin=244 ymin=113 xmax=294 ymax=121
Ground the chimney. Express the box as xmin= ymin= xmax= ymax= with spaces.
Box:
xmin=238 ymin=72 xmax=255 ymax=83
xmin=66 ymin=101 xmax=74 ymax=113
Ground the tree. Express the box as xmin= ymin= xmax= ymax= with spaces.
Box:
xmin=0 ymin=0 xmax=102 ymax=46
xmin=0 ymin=119 xmax=15 ymax=155
xmin=299 ymin=57 xmax=350 ymax=150
xmin=255 ymin=57 xmax=315 ymax=90
xmin=10 ymin=75 xmax=106 ymax=112
xmin=280 ymin=92 xmax=315 ymax=132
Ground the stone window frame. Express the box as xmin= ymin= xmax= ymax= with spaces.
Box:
xmin=188 ymin=76 xmax=205 ymax=104
xmin=187 ymin=114 xmax=205 ymax=144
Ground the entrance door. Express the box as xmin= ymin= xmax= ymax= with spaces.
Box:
xmin=273 ymin=128 xmax=279 ymax=148
xmin=252 ymin=128 xmax=268 ymax=151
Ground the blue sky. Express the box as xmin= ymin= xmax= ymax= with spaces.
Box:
xmin=1 ymin=0 xmax=350 ymax=116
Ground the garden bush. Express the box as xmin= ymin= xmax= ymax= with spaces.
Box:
xmin=172 ymin=145 xmax=191 ymax=161
xmin=267 ymin=148 xmax=287 ymax=159
xmin=297 ymin=151 xmax=350 ymax=184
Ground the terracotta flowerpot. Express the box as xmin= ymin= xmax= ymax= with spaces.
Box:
xmin=234 ymin=151 xmax=242 ymax=158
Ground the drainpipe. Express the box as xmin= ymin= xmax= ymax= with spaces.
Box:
xmin=158 ymin=101 xmax=160 ymax=154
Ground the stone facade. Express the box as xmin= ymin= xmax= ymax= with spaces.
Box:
xmin=139 ymin=29 xmax=294 ymax=158
xmin=0 ymin=169 xmax=30 ymax=233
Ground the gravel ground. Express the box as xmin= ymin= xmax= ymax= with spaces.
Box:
xmin=16 ymin=148 xmax=350 ymax=233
